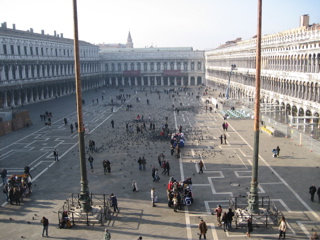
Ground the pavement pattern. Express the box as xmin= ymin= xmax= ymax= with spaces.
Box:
xmin=0 ymin=86 xmax=319 ymax=240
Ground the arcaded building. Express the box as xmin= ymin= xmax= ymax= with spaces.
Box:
xmin=0 ymin=22 xmax=102 ymax=108
xmin=205 ymin=15 xmax=320 ymax=137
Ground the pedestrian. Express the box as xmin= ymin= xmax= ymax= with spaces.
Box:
xmin=41 ymin=216 xmax=49 ymax=237
xmin=219 ymin=134 xmax=223 ymax=144
xmin=1 ymin=169 xmax=7 ymax=184
xmin=110 ymin=193 xmax=119 ymax=212
xmin=106 ymin=159 xmax=111 ymax=173
xmin=70 ymin=123 xmax=74 ymax=133
xmin=137 ymin=236 xmax=142 ymax=240
xmin=88 ymin=155 xmax=94 ymax=171
xmin=64 ymin=118 xmax=68 ymax=125
xmin=311 ymin=231 xmax=319 ymax=240
xmin=222 ymin=122 xmax=226 ymax=131
xmin=9 ymin=187 xmax=14 ymax=205
xmin=225 ymin=122 xmax=229 ymax=131
xmin=132 ymin=180 xmax=138 ymax=192
xmin=138 ymin=157 xmax=142 ymax=170
xmin=53 ymin=149 xmax=59 ymax=161
xmin=215 ymin=205 xmax=222 ymax=227
xmin=165 ymin=161 xmax=170 ymax=176
xmin=224 ymin=134 xmax=227 ymax=144
xmin=226 ymin=208 xmax=234 ymax=231
xmin=111 ymin=120 xmax=114 ymax=128
xmin=75 ymin=122 xmax=78 ymax=130
xmin=142 ymin=156 xmax=146 ymax=170
xmin=246 ymin=217 xmax=253 ymax=237
xmin=3 ymin=183 xmax=9 ymax=202
xmin=317 ymin=186 xmax=320 ymax=203
xmin=24 ymin=165 xmax=32 ymax=178
xmin=198 ymin=219 xmax=208 ymax=240
xmin=154 ymin=168 xmax=160 ymax=182
xmin=151 ymin=188 xmax=156 ymax=207
xmin=278 ymin=216 xmax=287 ymax=239
xmin=158 ymin=153 xmax=164 ymax=167
xmin=276 ymin=146 xmax=281 ymax=157
xmin=173 ymin=194 xmax=178 ymax=212
xmin=126 ymin=123 xmax=128 ymax=132
xmin=221 ymin=212 xmax=227 ymax=232
xmin=310 ymin=184 xmax=317 ymax=201
xmin=103 ymin=160 xmax=108 ymax=174
xmin=152 ymin=166 xmax=156 ymax=181
xmin=199 ymin=160 xmax=204 ymax=174
xmin=103 ymin=228 xmax=111 ymax=240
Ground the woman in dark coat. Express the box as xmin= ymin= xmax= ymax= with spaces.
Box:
xmin=246 ymin=218 xmax=253 ymax=237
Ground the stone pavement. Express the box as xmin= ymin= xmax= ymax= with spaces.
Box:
xmin=0 ymin=86 xmax=319 ymax=240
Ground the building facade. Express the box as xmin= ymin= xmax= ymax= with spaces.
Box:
xmin=0 ymin=22 xmax=102 ymax=108
xmin=205 ymin=15 xmax=320 ymax=137
xmin=100 ymin=47 xmax=205 ymax=87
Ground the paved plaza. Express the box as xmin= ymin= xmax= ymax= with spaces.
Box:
xmin=0 ymin=86 xmax=319 ymax=240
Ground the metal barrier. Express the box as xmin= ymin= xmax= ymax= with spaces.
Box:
xmin=229 ymin=196 xmax=283 ymax=228
xmin=57 ymin=193 xmax=112 ymax=227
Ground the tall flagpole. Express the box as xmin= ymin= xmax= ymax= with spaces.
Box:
xmin=72 ymin=0 xmax=91 ymax=212
xmin=248 ymin=0 xmax=262 ymax=214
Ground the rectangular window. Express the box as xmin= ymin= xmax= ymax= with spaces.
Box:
xmin=30 ymin=47 xmax=33 ymax=55
xmin=36 ymin=47 xmax=39 ymax=55
xmin=10 ymin=45 xmax=14 ymax=54
xmin=41 ymin=48 xmax=44 ymax=55
xmin=17 ymin=46 xmax=21 ymax=55
xmin=64 ymin=49 xmax=66 ymax=56
xmin=3 ymin=44 xmax=7 ymax=55
xmin=55 ymin=49 xmax=58 ymax=56
xmin=24 ymin=46 xmax=27 ymax=55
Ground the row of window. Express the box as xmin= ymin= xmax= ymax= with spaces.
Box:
xmin=1 ymin=43 xmax=98 ymax=58
xmin=105 ymin=61 xmax=202 ymax=72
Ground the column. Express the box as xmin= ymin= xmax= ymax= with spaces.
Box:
xmin=17 ymin=91 xmax=22 ymax=105
xmin=174 ymin=77 xmax=177 ymax=86
xmin=142 ymin=77 xmax=144 ymax=86
xmin=135 ymin=77 xmax=137 ymax=86
xmin=29 ymin=89 xmax=34 ymax=103
xmin=10 ymin=90 xmax=15 ymax=107
xmin=116 ymin=77 xmax=119 ymax=86
xmin=122 ymin=77 xmax=124 ymax=86
xmin=40 ymin=88 xmax=44 ymax=100
xmin=148 ymin=77 xmax=150 ymax=86
xmin=188 ymin=77 xmax=191 ymax=86
xmin=24 ymin=89 xmax=29 ymax=104
xmin=0 ymin=66 xmax=5 ymax=82
xmin=3 ymin=91 xmax=8 ymax=108
xmin=8 ymin=66 xmax=13 ymax=81
xmin=129 ymin=77 xmax=132 ymax=86
xmin=161 ymin=77 xmax=164 ymax=86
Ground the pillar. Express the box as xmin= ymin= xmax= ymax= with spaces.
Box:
xmin=10 ymin=90 xmax=15 ymax=107
xmin=3 ymin=91 xmax=8 ymax=108
xmin=161 ymin=77 xmax=164 ymax=86
xmin=17 ymin=90 xmax=22 ymax=105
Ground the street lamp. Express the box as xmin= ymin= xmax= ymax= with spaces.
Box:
xmin=225 ymin=64 xmax=236 ymax=99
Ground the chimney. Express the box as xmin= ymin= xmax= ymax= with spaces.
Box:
xmin=54 ymin=30 xmax=56 ymax=37
xmin=12 ymin=24 xmax=16 ymax=30
xmin=300 ymin=14 xmax=309 ymax=27
xmin=30 ymin=28 xmax=33 ymax=33
xmin=61 ymin=33 xmax=63 ymax=38
xmin=2 ymin=22 xmax=7 ymax=28
xmin=41 ymin=30 xmax=45 ymax=35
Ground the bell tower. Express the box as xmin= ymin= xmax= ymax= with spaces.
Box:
xmin=126 ymin=31 xmax=133 ymax=48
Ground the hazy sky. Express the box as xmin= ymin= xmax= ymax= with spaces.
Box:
xmin=1 ymin=0 xmax=319 ymax=50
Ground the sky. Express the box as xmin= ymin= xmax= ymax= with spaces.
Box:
xmin=1 ymin=0 xmax=319 ymax=50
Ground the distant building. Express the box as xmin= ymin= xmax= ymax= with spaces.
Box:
xmin=205 ymin=14 xmax=320 ymax=138
xmin=96 ymin=32 xmax=133 ymax=49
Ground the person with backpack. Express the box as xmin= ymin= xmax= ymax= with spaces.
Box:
xmin=41 ymin=216 xmax=49 ymax=237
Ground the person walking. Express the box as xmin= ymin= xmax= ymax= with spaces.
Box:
xmin=224 ymin=134 xmax=227 ymax=144
xmin=225 ymin=122 xmax=229 ymax=131
xmin=198 ymin=219 xmax=208 ymax=240
xmin=154 ymin=168 xmax=160 ymax=182
xmin=70 ymin=123 xmax=74 ymax=133
xmin=103 ymin=160 xmax=108 ymax=174
xmin=278 ymin=216 xmax=287 ymax=239
xmin=110 ymin=193 xmax=119 ymax=213
xmin=53 ymin=149 xmax=59 ymax=161
xmin=173 ymin=195 xmax=178 ymax=212
xmin=142 ymin=156 xmax=146 ymax=170
xmin=165 ymin=161 xmax=170 ymax=176
xmin=152 ymin=166 xmax=156 ymax=181
xmin=88 ymin=155 xmax=94 ymax=171
xmin=111 ymin=120 xmax=114 ymax=128
xmin=219 ymin=134 xmax=223 ymax=144
xmin=199 ymin=160 xmax=204 ymax=174
xmin=41 ymin=216 xmax=49 ymax=237
xmin=215 ymin=205 xmax=223 ymax=227
xmin=151 ymin=188 xmax=156 ymax=207
xmin=310 ymin=184 xmax=317 ymax=201
xmin=222 ymin=122 xmax=226 ymax=131
xmin=317 ymin=186 xmax=320 ymax=203
xmin=132 ymin=180 xmax=138 ymax=192
xmin=276 ymin=146 xmax=281 ymax=157
xmin=221 ymin=212 xmax=227 ymax=232
xmin=138 ymin=157 xmax=142 ymax=170
xmin=1 ymin=169 xmax=7 ymax=184
xmin=226 ymin=208 xmax=234 ymax=231
xmin=103 ymin=228 xmax=111 ymax=240
xmin=246 ymin=218 xmax=253 ymax=237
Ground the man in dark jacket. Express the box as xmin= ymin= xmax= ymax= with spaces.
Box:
xmin=310 ymin=184 xmax=317 ymax=201
xmin=226 ymin=208 xmax=234 ymax=231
